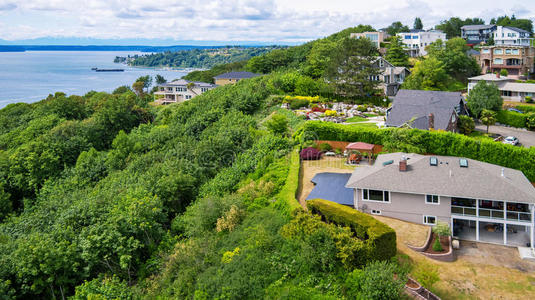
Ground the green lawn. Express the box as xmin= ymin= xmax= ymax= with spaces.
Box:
xmin=347 ymin=122 xmax=378 ymax=129
xmin=468 ymin=131 xmax=494 ymax=141
xmin=364 ymin=113 xmax=377 ymax=117
xmin=346 ymin=116 xmax=367 ymax=123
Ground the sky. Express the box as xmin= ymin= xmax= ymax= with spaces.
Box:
xmin=0 ymin=0 xmax=533 ymax=45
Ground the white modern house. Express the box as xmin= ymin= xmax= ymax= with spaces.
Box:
xmin=154 ymin=79 xmax=216 ymax=104
xmin=397 ymin=30 xmax=447 ymax=57
xmin=345 ymin=152 xmax=535 ymax=248
xmin=493 ymin=26 xmax=533 ymax=46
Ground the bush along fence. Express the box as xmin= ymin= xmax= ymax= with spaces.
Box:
xmin=295 ymin=121 xmax=535 ymax=182
xmin=496 ymin=110 xmax=532 ymax=129
xmin=274 ymin=147 xmax=302 ymax=214
xmin=307 ymin=199 xmax=397 ymax=262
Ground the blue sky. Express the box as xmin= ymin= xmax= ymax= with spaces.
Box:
xmin=0 ymin=0 xmax=533 ymax=45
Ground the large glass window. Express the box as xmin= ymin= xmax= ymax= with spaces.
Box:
xmin=362 ymin=189 xmax=390 ymax=202
xmin=494 ymin=49 xmax=503 ymax=54
xmin=482 ymin=49 xmax=490 ymax=53
xmin=494 ymin=58 xmax=503 ymax=64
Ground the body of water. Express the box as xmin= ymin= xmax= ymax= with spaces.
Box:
xmin=0 ymin=51 xmax=189 ymax=108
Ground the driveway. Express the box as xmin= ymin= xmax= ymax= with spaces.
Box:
xmin=475 ymin=124 xmax=535 ymax=148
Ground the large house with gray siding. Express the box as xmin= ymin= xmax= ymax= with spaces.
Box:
xmin=385 ymin=90 xmax=468 ymax=132
xmin=345 ymin=152 xmax=535 ymax=248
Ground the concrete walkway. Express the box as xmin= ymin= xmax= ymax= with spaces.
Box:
xmin=475 ymin=124 xmax=535 ymax=148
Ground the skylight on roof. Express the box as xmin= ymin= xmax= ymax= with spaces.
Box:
xmin=459 ymin=158 xmax=468 ymax=168
xmin=430 ymin=157 xmax=438 ymax=166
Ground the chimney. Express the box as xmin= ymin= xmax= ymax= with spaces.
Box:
xmin=428 ymin=113 xmax=434 ymax=130
xmin=399 ymin=156 xmax=407 ymax=172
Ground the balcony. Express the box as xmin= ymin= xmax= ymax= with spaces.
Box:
xmin=451 ymin=198 xmax=531 ymax=223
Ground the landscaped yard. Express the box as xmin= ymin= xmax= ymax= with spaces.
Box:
xmin=376 ymin=215 xmax=535 ymax=300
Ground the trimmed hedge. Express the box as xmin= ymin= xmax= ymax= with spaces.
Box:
xmin=516 ymin=105 xmax=535 ymax=113
xmin=496 ymin=110 xmax=527 ymax=128
xmin=307 ymin=199 xmax=397 ymax=262
xmin=295 ymin=121 xmax=535 ymax=182
xmin=274 ymin=148 xmax=302 ymax=214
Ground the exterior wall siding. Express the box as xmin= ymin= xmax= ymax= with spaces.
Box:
xmin=355 ymin=189 xmax=451 ymax=225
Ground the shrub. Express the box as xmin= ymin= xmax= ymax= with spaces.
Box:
xmin=517 ymin=105 xmax=535 ymax=113
xmin=496 ymin=110 xmax=527 ymax=128
xmin=306 ymin=199 xmax=397 ymax=262
xmin=413 ymin=262 xmax=440 ymax=290
xmin=432 ymin=221 xmax=451 ymax=237
xmin=357 ymin=105 xmax=367 ymax=112
xmin=500 ymin=69 xmax=508 ymax=77
xmin=345 ymin=261 xmax=406 ymax=300
xmin=318 ymin=142 xmax=332 ymax=152
xmin=273 ymin=148 xmax=302 ymax=214
xmin=526 ymin=96 xmax=533 ymax=103
xmin=432 ymin=237 xmax=444 ymax=252
xmin=289 ymin=98 xmax=310 ymax=110
xmin=457 ymin=115 xmax=475 ymax=135
xmin=527 ymin=113 xmax=535 ymax=130
xmin=325 ymin=109 xmax=337 ymax=117
xmin=300 ymin=147 xmax=322 ymax=160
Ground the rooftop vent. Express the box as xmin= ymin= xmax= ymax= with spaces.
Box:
xmin=459 ymin=158 xmax=468 ymax=168
xmin=430 ymin=157 xmax=438 ymax=166
xmin=383 ymin=160 xmax=394 ymax=166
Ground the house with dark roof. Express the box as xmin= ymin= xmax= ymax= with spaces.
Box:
xmin=154 ymin=79 xmax=216 ymax=104
xmin=214 ymin=71 xmax=261 ymax=86
xmin=345 ymin=152 xmax=535 ymax=247
xmin=385 ymin=90 xmax=467 ymax=132
xmin=461 ymin=24 xmax=496 ymax=45
xmin=468 ymin=74 xmax=535 ymax=102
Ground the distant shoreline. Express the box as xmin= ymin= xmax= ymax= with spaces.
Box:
xmin=0 ymin=44 xmax=269 ymax=53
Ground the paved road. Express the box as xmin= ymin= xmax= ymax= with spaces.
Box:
xmin=475 ymin=124 xmax=535 ymax=148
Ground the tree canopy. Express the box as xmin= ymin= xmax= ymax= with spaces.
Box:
xmin=435 ymin=17 xmax=485 ymax=39
xmin=466 ymin=81 xmax=503 ymax=117
xmin=413 ymin=17 xmax=423 ymax=30
xmin=385 ymin=36 xmax=409 ymax=67
xmin=385 ymin=21 xmax=410 ymax=36
xmin=491 ymin=15 xmax=534 ymax=34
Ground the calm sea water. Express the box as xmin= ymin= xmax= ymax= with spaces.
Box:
xmin=0 ymin=51 xmax=188 ymax=108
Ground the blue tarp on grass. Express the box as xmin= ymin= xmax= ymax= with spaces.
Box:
xmin=306 ymin=172 xmax=354 ymax=206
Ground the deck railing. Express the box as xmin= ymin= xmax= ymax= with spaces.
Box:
xmin=452 ymin=206 xmax=531 ymax=223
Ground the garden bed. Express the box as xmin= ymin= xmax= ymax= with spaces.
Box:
xmin=424 ymin=233 xmax=450 ymax=254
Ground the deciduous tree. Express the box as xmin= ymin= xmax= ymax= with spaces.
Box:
xmin=466 ymin=81 xmax=503 ymax=117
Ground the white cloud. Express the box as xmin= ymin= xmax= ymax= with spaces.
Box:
xmin=0 ymin=0 xmax=533 ymax=42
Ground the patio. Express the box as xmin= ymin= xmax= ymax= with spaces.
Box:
xmin=453 ymin=219 xmax=531 ymax=247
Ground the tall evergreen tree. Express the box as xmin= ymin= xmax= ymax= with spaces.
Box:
xmin=325 ymin=37 xmax=381 ymax=100
xmin=414 ymin=17 xmax=423 ymax=30
xmin=385 ymin=36 xmax=409 ymax=67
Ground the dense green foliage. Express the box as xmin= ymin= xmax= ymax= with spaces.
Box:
xmin=404 ymin=38 xmax=478 ymax=91
xmin=306 ymin=199 xmax=397 ymax=262
xmin=384 ymin=21 xmax=410 ymax=36
xmin=435 ymin=17 xmax=485 ymax=39
xmin=346 ymin=261 xmax=407 ymax=300
xmin=296 ymin=121 xmax=535 ymax=181
xmin=496 ymin=110 xmax=531 ymax=128
xmin=124 ymin=46 xmax=281 ymax=68
xmin=491 ymin=15 xmax=534 ymax=34
xmin=466 ymin=81 xmax=503 ymax=117
xmin=458 ymin=115 xmax=475 ymax=134
xmin=385 ymin=36 xmax=409 ymax=67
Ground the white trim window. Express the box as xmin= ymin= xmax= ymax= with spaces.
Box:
xmin=362 ymin=189 xmax=390 ymax=202
xmin=423 ymin=215 xmax=437 ymax=225
xmin=425 ymin=195 xmax=440 ymax=205
xmin=371 ymin=210 xmax=382 ymax=215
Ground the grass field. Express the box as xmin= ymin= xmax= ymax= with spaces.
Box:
xmin=346 ymin=116 xmax=367 ymax=123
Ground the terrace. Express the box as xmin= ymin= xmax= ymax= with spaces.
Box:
xmin=451 ymin=197 xmax=531 ymax=223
